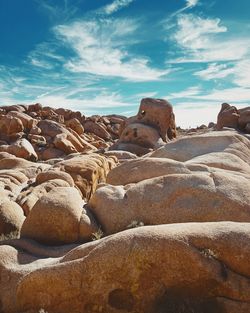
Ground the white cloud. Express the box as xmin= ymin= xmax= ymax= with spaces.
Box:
xmin=168 ymin=86 xmax=202 ymax=99
xmin=30 ymin=58 xmax=54 ymax=69
xmin=194 ymin=60 xmax=250 ymax=87
xmin=171 ymin=14 xmax=250 ymax=63
xmin=134 ymin=91 xmax=158 ymax=99
xmin=230 ymin=60 xmax=250 ymax=88
xmin=55 ymin=18 xmax=170 ymax=81
xmin=186 ymin=0 xmax=199 ymax=8
xmin=194 ymin=63 xmax=235 ymax=80
xmin=100 ymin=0 xmax=135 ymax=15
xmin=170 ymin=85 xmax=250 ymax=103
xmin=164 ymin=0 xmax=199 ymax=23
xmin=36 ymin=0 xmax=77 ymax=21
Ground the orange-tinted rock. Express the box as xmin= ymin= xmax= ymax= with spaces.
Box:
xmin=84 ymin=120 xmax=112 ymax=141
xmin=39 ymin=147 xmax=65 ymax=161
xmin=65 ymin=118 xmax=84 ymax=135
xmin=0 ymin=199 xmax=25 ymax=236
xmin=20 ymin=187 xmax=97 ymax=244
xmin=216 ymin=103 xmax=240 ymax=130
xmin=238 ymin=107 xmax=250 ymax=131
xmin=27 ymin=103 xmax=42 ymax=112
xmin=0 ymin=139 xmax=38 ymax=161
xmin=53 ymin=153 xmax=117 ymax=200
xmin=36 ymin=169 xmax=74 ymax=186
xmin=7 ymin=111 xmax=36 ymax=130
xmin=137 ymin=98 xmax=176 ymax=141
xmin=0 ymin=115 xmax=24 ymax=141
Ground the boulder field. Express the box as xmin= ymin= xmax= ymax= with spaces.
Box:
xmin=0 ymin=99 xmax=250 ymax=313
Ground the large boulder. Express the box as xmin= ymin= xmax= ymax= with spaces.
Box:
xmin=0 ymin=138 xmax=38 ymax=161
xmin=0 ymin=115 xmax=24 ymax=141
xmin=17 ymin=179 xmax=72 ymax=216
xmin=216 ymin=103 xmax=239 ymax=130
xmin=0 ymin=199 xmax=25 ymax=237
xmin=137 ymin=98 xmax=176 ymax=140
xmin=7 ymin=111 xmax=36 ymax=130
xmin=65 ymin=118 xmax=84 ymax=135
xmin=53 ymin=153 xmax=117 ymax=200
xmin=238 ymin=107 xmax=250 ymax=132
xmin=0 ymin=153 xmax=50 ymax=178
xmin=150 ymin=130 xmax=250 ymax=165
xmin=20 ymin=187 xmax=97 ymax=244
xmin=84 ymin=120 xmax=112 ymax=141
xmin=107 ymin=157 xmax=191 ymax=185
xmin=110 ymin=98 xmax=176 ymax=156
xmin=216 ymin=104 xmax=250 ymax=134
xmin=89 ymin=171 xmax=250 ymax=235
xmin=1 ymin=222 xmax=250 ymax=313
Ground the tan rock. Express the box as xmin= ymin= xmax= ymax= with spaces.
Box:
xmin=53 ymin=153 xmax=117 ymax=200
xmin=84 ymin=120 xmax=111 ymax=141
xmin=137 ymin=98 xmax=176 ymax=141
xmin=107 ymin=157 xmax=191 ymax=185
xmin=0 ymin=115 xmax=24 ymax=141
xmin=39 ymin=147 xmax=65 ymax=161
xmin=7 ymin=111 xmax=36 ymax=130
xmin=89 ymin=171 xmax=250 ymax=235
xmin=0 ymin=138 xmax=38 ymax=161
xmin=17 ymin=179 xmax=71 ymax=215
xmin=150 ymin=130 xmax=250 ymax=165
xmin=38 ymin=119 xmax=95 ymax=154
xmin=0 ymin=154 xmax=50 ymax=179
xmin=1 ymin=223 xmax=250 ymax=313
xmin=65 ymin=118 xmax=84 ymax=135
xmin=119 ymin=123 xmax=164 ymax=149
xmin=216 ymin=103 xmax=239 ymax=130
xmin=238 ymin=107 xmax=250 ymax=131
xmin=20 ymin=187 xmax=94 ymax=244
xmin=0 ymin=199 xmax=25 ymax=236
xmin=36 ymin=169 xmax=74 ymax=186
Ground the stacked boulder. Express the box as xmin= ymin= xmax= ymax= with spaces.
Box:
xmin=217 ymin=102 xmax=250 ymax=133
xmin=110 ymin=98 xmax=176 ymax=156
xmin=0 ymin=101 xmax=250 ymax=313
xmin=0 ymin=103 xmax=125 ymax=162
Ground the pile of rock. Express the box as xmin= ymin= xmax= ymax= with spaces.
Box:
xmin=110 ymin=98 xmax=176 ymax=156
xmin=0 ymin=100 xmax=250 ymax=313
xmin=0 ymin=103 xmax=125 ymax=161
xmin=217 ymin=102 xmax=250 ymax=133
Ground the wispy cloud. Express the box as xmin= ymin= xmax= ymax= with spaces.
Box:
xmin=169 ymin=85 xmax=250 ymax=103
xmin=186 ymin=0 xmax=199 ymax=8
xmin=164 ymin=0 xmax=199 ymax=22
xmin=194 ymin=60 xmax=250 ymax=88
xmin=99 ymin=0 xmax=135 ymax=15
xmin=194 ymin=63 xmax=235 ymax=80
xmin=168 ymin=86 xmax=202 ymax=99
xmin=36 ymin=0 xmax=78 ymax=22
xmin=55 ymin=18 xmax=170 ymax=81
xmin=170 ymin=14 xmax=250 ymax=63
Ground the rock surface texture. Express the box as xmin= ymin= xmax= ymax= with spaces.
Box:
xmin=110 ymin=98 xmax=176 ymax=156
xmin=0 ymin=102 xmax=249 ymax=313
xmin=217 ymin=102 xmax=250 ymax=133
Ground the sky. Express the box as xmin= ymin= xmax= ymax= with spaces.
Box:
xmin=0 ymin=0 xmax=250 ymax=127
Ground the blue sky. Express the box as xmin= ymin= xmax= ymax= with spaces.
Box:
xmin=0 ymin=0 xmax=250 ymax=127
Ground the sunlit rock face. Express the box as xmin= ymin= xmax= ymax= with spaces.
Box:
xmin=110 ymin=98 xmax=176 ymax=156
xmin=217 ymin=103 xmax=250 ymax=134
xmin=0 ymin=102 xmax=250 ymax=313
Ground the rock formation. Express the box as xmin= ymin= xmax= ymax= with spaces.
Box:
xmin=0 ymin=101 xmax=249 ymax=313
xmin=110 ymin=98 xmax=176 ymax=156
xmin=217 ymin=103 xmax=250 ymax=133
